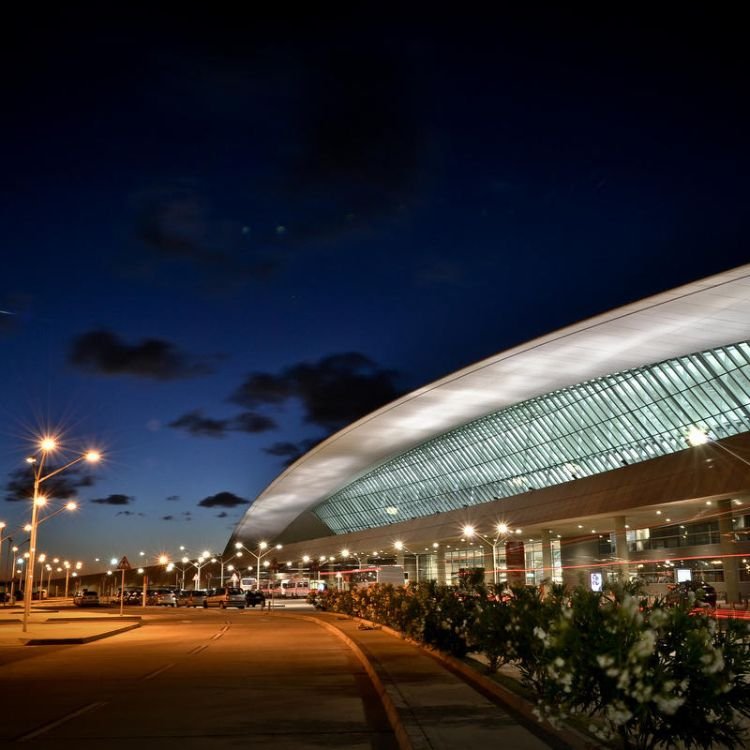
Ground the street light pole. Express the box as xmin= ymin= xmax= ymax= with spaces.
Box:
xmin=22 ymin=438 xmax=101 ymax=632
xmin=236 ymin=541 xmax=282 ymax=592
xmin=463 ymin=523 xmax=511 ymax=585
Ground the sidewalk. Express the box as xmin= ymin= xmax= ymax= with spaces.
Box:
xmin=0 ymin=606 xmax=141 ymax=645
xmin=309 ymin=612 xmax=563 ymax=750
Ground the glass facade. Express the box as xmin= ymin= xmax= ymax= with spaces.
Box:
xmin=314 ymin=342 xmax=750 ymax=534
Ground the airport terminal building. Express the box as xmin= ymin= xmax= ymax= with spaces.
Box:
xmin=228 ymin=265 xmax=750 ymax=602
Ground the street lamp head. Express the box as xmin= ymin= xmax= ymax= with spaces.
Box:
xmin=303 ymin=555 xmax=310 ymax=563
xmin=65 ymin=501 xmax=77 ymax=511
xmin=40 ymin=437 xmax=57 ymax=452
xmin=110 ymin=557 xmax=117 ymax=565
xmin=202 ymin=549 xmax=210 ymax=558
xmin=181 ymin=556 xmax=189 ymax=564
xmin=35 ymin=496 xmax=47 ymax=506
xmin=394 ymin=541 xmax=404 ymax=551
xmin=497 ymin=522 xmax=510 ymax=535
xmin=235 ymin=542 xmax=242 ymax=549
xmin=75 ymin=562 xmax=82 ymax=569
xmin=259 ymin=541 xmax=268 ymax=550
xmin=85 ymin=450 xmax=101 ymax=463
xmin=463 ymin=525 xmax=476 ymax=538
xmin=341 ymin=548 xmax=349 ymax=557
xmin=159 ymin=555 xmax=168 ymax=565
xmin=39 ymin=554 xmax=46 ymax=562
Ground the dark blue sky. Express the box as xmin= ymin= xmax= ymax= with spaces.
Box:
xmin=1 ymin=7 xmax=748 ymax=568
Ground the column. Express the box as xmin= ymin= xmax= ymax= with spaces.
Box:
xmin=435 ymin=544 xmax=448 ymax=585
xmin=718 ymin=498 xmax=739 ymax=604
xmin=541 ymin=529 xmax=553 ymax=583
xmin=613 ymin=515 xmax=629 ymax=580
xmin=506 ymin=539 xmax=525 ymax=588
xmin=559 ymin=535 xmax=600 ymax=590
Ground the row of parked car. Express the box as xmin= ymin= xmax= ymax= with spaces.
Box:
xmin=108 ymin=587 xmax=264 ymax=609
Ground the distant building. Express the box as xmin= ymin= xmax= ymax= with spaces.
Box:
xmin=229 ymin=265 xmax=750 ymax=602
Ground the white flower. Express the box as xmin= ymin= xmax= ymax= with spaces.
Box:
xmin=653 ymin=693 xmax=685 ymax=715
xmin=629 ymin=629 xmax=656 ymax=660
xmin=533 ymin=626 xmax=547 ymax=640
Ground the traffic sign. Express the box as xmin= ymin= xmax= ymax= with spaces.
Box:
xmin=116 ymin=556 xmax=132 ymax=571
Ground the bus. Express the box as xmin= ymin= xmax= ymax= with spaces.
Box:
xmin=346 ymin=565 xmax=405 ymax=589
xmin=249 ymin=576 xmax=311 ymax=598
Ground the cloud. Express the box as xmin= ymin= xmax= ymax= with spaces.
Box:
xmin=116 ymin=510 xmax=136 ymax=516
xmin=230 ymin=412 xmax=277 ymax=433
xmin=169 ymin=409 xmax=276 ymax=438
xmin=91 ymin=494 xmax=133 ymax=506
xmin=131 ymin=187 xmax=281 ymax=288
xmin=4 ymin=465 xmax=94 ymax=502
xmin=197 ymin=491 xmax=249 ymax=509
xmin=166 ymin=495 xmax=180 ymax=502
xmin=265 ymin=438 xmax=322 ymax=467
xmin=162 ymin=514 xmax=175 ymax=521
xmin=69 ymin=329 xmax=214 ymax=380
xmin=216 ymin=511 xmax=228 ymax=518
xmin=169 ymin=410 xmax=229 ymax=438
xmin=230 ymin=352 xmax=401 ymax=432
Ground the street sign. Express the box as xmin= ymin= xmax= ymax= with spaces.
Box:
xmin=116 ymin=556 xmax=131 ymax=571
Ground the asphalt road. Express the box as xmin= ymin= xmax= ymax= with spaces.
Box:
xmin=0 ymin=607 xmax=397 ymax=749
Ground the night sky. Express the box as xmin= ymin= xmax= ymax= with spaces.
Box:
xmin=2 ymin=8 xmax=748 ymax=568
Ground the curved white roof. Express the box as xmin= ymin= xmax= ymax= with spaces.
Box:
xmin=232 ymin=264 xmax=750 ymax=544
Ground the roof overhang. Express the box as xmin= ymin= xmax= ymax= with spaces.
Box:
xmin=231 ymin=264 xmax=750 ymax=545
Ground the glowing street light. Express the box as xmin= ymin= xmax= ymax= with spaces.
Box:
xmin=462 ymin=522 xmax=513 ymax=585
xmin=236 ymin=541 xmax=282 ymax=591
xmin=22 ymin=436 xmax=102 ymax=632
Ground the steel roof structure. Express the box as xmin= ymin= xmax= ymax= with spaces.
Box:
xmin=230 ymin=264 xmax=750 ymax=545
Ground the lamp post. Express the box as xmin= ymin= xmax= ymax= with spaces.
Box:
xmin=0 ymin=523 xmax=7 ymax=604
xmin=218 ymin=547 xmax=244 ymax=586
xmin=462 ymin=523 xmax=512 ymax=585
xmin=22 ymin=437 xmax=101 ymax=632
xmin=63 ymin=561 xmax=81 ymax=599
xmin=340 ymin=548 xmax=363 ymax=570
xmin=37 ymin=553 xmax=47 ymax=599
xmin=180 ymin=550 xmax=215 ymax=590
xmin=236 ymin=541 xmax=282 ymax=591
xmin=393 ymin=541 xmax=421 ymax=582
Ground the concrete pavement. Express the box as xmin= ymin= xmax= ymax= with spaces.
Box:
xmin=0 ymin=603 xmax=141 ymax=645
xmin=0 ymin=604 xmax=569 ymax=748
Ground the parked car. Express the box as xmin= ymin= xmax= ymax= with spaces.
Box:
xmin=204 ymin=587 xmax=246 ymax=609
xmin=111 ymin=589 xmax=143 ymax=606
xmin=245 ymin=590 xmax=265 ymax=608
xmin=73 ymin=589 xmax=100 ymax=607
xmin=666 ymin=581 xmax=717 ymax=608
xmin=146 ymin=588 xmax=178 ymax=607
xmin=176 ymin=589 xmax=207 ymax=607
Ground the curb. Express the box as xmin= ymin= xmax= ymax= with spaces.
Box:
xmin=278 ymin=613 xmax=414 ymax=750
xmin=23 ymin=622 xmax=141 ymax=646
xmin=317 ymin=613 xmax=597 ymax=750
